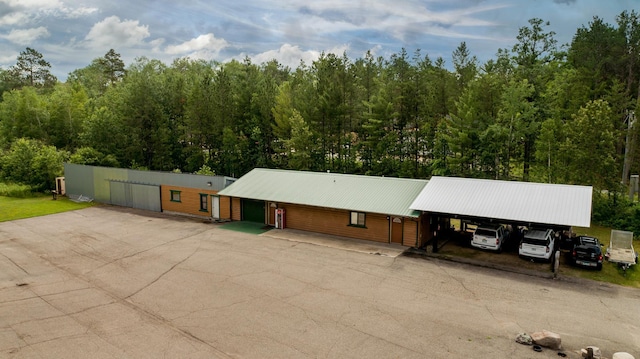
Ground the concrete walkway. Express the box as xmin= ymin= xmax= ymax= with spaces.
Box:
xmin=260 ymin=228 xmax=407 ymax=258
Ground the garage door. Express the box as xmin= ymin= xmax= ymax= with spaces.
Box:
xmin=242 ymin=199 xmax=265 ymax=223
xmin=109 ymin=181 xmax=161 ymax=212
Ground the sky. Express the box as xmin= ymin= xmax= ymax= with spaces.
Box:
xmin=0 ymin=0 xmax=636 ymax=81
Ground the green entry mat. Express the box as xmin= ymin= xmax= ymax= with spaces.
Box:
xmin=220 ymin=221 xmax=273 ymax=235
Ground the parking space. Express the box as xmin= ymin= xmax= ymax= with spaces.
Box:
xmin=1 ymin=206 xmax=639 ymax=358
xmin=431 ymin=229 xmax=556 ymax=274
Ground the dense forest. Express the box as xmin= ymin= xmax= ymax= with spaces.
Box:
xmin=1 ymin=14 xmax=640 ymax=197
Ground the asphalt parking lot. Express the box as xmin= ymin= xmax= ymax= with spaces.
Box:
xmin=1 ymin=206 xmax=639 ymax=358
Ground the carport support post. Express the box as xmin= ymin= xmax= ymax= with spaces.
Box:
xmin=432 ymin=219 xmax=440 ymax=253
xmin=553 ymin=250 xmax=560 ymax=278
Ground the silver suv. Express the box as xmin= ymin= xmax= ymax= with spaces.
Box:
xmin=519 ymin=228 xmax=555 ymax=261
xmin=471 ymin=224 xmax=508 ymax=252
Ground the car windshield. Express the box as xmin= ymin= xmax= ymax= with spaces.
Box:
xmin=476 ymin=228 xmax=497 ymax=237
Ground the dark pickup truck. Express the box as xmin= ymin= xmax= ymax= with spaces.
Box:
xmin=571 ymin=236 xmax=603 ymax=270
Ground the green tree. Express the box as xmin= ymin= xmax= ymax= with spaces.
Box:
xmin=511 ymin=18 xmax=559 ymax=180
xmin=79 ymin=103 xmax=128 ymax=163
xmin=0 ymin=138 xmax=67 ymax=190
xmin=68 ymin=49 xmax=126 ymax=98
xmin=45 ymin=83 xmax=89 ymax=149
xmin=495 ymin=79 xmax=537 ymax=179
xmin=69 ymin=147 xmax=119 ymax=167
xmin=194 ymin=164 xmax=216 ymax=175
xmin=564 ymin=100 xmax=618 ymax=190
xmin=0 ymin=87 xmax=49 ymax=143
xmin=285 ymin=110 xmax=314 ymax=170
xmin=6 ymin=48 xmax=57 ymax=90
xmin=271 ymin=81 xmax=295 ymax=167
xmin=119 ymin=58 xmax=174 ymax=170
xmin=534 ymin=118 xmax=565 ymax=184
xmin=452 ymin=42 xmax=478 ymax=91
xmin=616 ymin=10 xmax=640 ymax=99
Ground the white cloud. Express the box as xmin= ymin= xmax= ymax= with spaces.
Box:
xmin=61 ymin=6 xmax=98 ymax=18
xmin=0 ymin=11 xmax=28 ymax=26
xmin=3 ymin=0 xmax=61 ymax=7
xmin=247 ymin=43 xmax=350 ymax=68
xmin=0 ymin=0 xmax=97 ymax=23
xmin=278 ymin=1 xmax=508 ymax=42
xmin=0 ymin=51 xmax=18 ymax=67
xmin=85 ymin=16 xmax=150 ymax=49
xmin=165 ymin=33 xmax=229 ymax=56
xmin=150 ymin=38 xmax=165 ymax=52
xmin=3 ymin=26 xmax=50 ymax=45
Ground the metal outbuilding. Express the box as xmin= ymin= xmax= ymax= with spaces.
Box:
xmin=64 ymin=163 xmax=235 ymax=216
xmin=410 ymin=176 xmax=593 ymax=228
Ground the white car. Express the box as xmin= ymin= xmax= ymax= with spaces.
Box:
xmin=471 ymin=224 xmax=508 ymax=252
xmin=519 ymin=229 xmax=555 ymax=261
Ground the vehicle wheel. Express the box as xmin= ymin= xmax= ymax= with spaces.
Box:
xmin=596 ymin=263 xmax=602 ymax=270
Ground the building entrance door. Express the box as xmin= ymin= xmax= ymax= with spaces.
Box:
xmin=391 ymin=217 xmax=403 ymax=244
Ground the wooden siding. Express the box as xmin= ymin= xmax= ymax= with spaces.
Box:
xmin=279 ymin=203 xmax=389 ymax=243
xmin=403 ymin=219 xmax=419 ymax=247
xmin=161 ymin=185 xmax=218 ymax=217
xmin=219 ymin=196 xmax=231 ymax=220
xmin=230 ymin=197 xmax=241 ymax=221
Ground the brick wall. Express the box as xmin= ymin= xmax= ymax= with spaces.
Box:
xmin=278 ymin=203 xmax=390 ymax=243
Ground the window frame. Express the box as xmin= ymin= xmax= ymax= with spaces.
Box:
xmin=199 ymin=193 xmax=208 ymax=212
xmin=349 ymin=211 xmax=366 ymax=228
xmin=170 ymin=190 xmax=181 ymax=203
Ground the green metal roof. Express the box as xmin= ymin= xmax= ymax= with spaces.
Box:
xmin=218 ymin=168 xmax=428 ymax=218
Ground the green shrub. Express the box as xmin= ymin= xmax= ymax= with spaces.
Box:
xmin=592 ymin=192 xmax=640 ymax=236
xmin=0 ymin=182 xmax=35 ymax=198
xmin=0 ymin=138 xmax=68 ymax=191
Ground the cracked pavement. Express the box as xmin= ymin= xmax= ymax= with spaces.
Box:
xmin=0 ymin=206 xmax=639 ymax=358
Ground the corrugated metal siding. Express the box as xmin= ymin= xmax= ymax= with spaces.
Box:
xmin=64 ymin=163 xmax=234 ymax=205
xmin=131 ymin=183 xmax=161 ymax=212
xmin=218 ymin=168 xmax=427 ymax=218
xmin=109 ymin=181 xmax=128 ymax=207
xmin=109 ymin=181 xmax=160 ymax=212
xmin=410 ymin=176 xmax=593 ymax=227
xmin=64 ymin=163 xmax=99 ymax=200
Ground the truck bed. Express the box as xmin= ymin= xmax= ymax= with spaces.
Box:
xmin=607 ymin=247 xmax=637 ymax=264
xmin=607 ymin=230 xmax=637 ymax=265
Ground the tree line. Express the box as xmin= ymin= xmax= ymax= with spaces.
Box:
xmin=1 ymin=14 xmax=639 ymax=194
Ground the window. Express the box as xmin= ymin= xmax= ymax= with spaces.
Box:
xmin=170 ymin=190 xmax=181 ymax=202
xmin=349 ymin=211 xmax=366 ymax=227
xmin=199 ymin=193 xmax=208 ymax=212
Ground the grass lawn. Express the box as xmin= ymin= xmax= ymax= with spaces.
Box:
xmin=0 ymin=195 xmax=96 ymax=222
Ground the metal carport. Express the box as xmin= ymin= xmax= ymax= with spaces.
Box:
xmin=410 ymin=176 xmax=593 ymax=228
